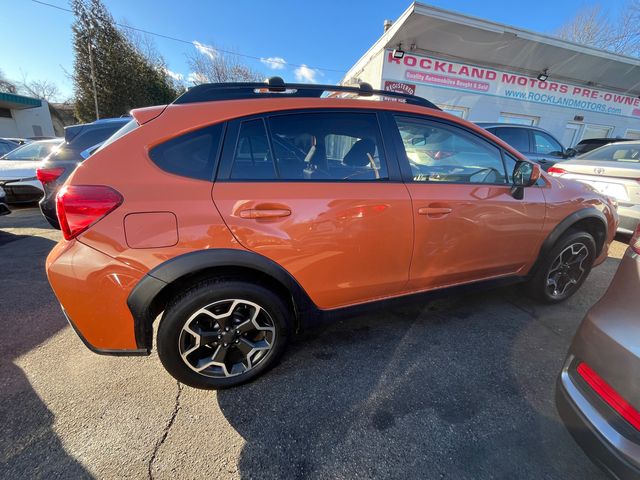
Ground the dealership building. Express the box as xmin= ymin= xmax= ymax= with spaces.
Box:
xmin=0 ymin=92 xmax=55 ymax=139
xmin=343 ymin=2 xmax=640 ymax=147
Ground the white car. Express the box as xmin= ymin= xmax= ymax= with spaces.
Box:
xmin=0 ymin=139 xmax=62 ymax=203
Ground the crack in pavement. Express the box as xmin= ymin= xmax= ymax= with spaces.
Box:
xmin=148 ymin=381 xmax=183 ymax=480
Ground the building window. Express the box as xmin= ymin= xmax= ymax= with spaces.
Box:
xmin=436 ymin=104 xmax=468 ymax=119
xmin=0 ymin=108 xmax=12 ymax=118
xmin=581 ymin=124 xmax=613 ymax=140
xmin=624 ymin=129 xmax=640 ymax=140
xmin=498 ymin=112 xmax=539 ymax=126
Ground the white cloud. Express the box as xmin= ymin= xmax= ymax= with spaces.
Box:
xmin=294 ymin=64 xmax=321 ymax=83
xmin=260 ymin=56 xmax=286 ymax=70
xmin=188 ymin=72 xmax=208 ymax=84
xmin=192 ymin=41 xmax=217 ymax=60
xmin=163 ymin=68 xmax=184 ymax=82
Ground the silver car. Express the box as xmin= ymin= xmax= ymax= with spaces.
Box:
xmin=557 ymin=225 xmax=640 ymax=479
xmin=549 ymin=141 xmax=640 ymax=234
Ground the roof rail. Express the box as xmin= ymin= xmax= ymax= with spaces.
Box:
xmin=173 ymin=76 xmax=440 ymax=110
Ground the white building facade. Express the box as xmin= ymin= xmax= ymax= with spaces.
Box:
xmin=0 ymin=92 xmax=55 ymax=138
xmin=343 ymin=3 xmax=640 ymax=147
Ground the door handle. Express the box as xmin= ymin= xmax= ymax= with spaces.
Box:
xmin=418 ymin=206 xmax=452 ymax=217
xmin=239 ymin=208 xmax=291 ymax=219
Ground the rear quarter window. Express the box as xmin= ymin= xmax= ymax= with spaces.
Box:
xmin=148 ymin=123 xmax=224 ymax=181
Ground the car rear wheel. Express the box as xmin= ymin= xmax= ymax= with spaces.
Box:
xmin=527 ymin=230 xmax=596 ymax=303
xmin=157 ymin=280 xmax=292 ymax=389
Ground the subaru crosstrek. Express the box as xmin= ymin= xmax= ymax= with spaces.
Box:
xmin=46 ymin=78 xmax=617 ymax=389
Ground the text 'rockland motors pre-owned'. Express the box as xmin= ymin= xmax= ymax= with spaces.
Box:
xmin=45 ymin=78 xmax=617 ymax=389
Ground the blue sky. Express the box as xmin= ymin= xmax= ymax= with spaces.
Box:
xmin=1 ymin=0 xmax=625 ymax=101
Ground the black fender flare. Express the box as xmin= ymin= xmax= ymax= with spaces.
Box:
xmin=531 ymin=207 xmax=608 ymax=275
xmin=127 ymin=248 xmax=317 ymax=351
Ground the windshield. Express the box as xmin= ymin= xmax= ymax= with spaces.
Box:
xmin=579 ymin=143 xmax=640 ymax=163
xmin=1 ymin=140 xmax=62 ymax=161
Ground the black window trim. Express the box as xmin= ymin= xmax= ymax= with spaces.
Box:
xmin=215 ymin=108 xmax=403 ymax=183
xmin=389 ymin=113 xmax=517 ymax=187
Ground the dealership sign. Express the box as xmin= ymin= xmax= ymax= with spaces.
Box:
xmin=382 ymin=50 xmax=640 ymax=118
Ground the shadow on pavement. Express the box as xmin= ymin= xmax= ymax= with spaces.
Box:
xmin=217 ymin=289 xmax=606 ymax=480
xmin=0 ymin=235 xmax=92 ymax=478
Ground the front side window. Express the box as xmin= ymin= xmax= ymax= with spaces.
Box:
xmin=395 ymin=116 xmax=508 ymax=184
xmin=533 ymin=131 xmax=563 ymax=155
xmin=267 ymin=112 xmax=388 ymax=181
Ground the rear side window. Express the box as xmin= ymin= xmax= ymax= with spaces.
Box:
xmin=492 ymin=127 xmax=530 ymax=153
xmin=230 ymin=119 xmax=277 ymax=180
xmin=268 ymin=112 xmax=388 ymax=181
xmin=149 ymin=123 xmax=224 ymax=181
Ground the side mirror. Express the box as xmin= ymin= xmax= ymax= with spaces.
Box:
xmin=511 ymin=161 xmax=541 ymax=199
xmin=565 ymin=148 xmax=577 ymax=158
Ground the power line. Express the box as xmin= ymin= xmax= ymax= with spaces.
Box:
xmin=30 ymin=0 xmax=347 ymax=74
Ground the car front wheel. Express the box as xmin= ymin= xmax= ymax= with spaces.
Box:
xmin=527 ymin=230 xmax=596 ymax=303
xmin=157 ymin=280 xmax=292 ymax=389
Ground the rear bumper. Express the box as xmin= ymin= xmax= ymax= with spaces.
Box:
xmin=557 ymin=367 xmax=640 ymax=480
xmin=46 ymin=239 xmax=150 ymax=354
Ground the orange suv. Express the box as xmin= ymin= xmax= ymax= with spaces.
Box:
xmin=46 ymin=78 xmax=617 ymax=389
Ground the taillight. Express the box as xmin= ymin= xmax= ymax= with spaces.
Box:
xmin=631 ymin=225 xmax=640 ymax=255
xmin=36 ymin=167 xmax=65 ymax=184
xmin=577 ymin=362 xmax=640 ymax=431
xmin=56 ymin=185 xmax=123 ymax=240
xmin=547 ymin=166 xmax=566 ymax=176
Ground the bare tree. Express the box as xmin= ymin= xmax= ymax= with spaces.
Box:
xmin=556 ymin=2 xmax=640 ymax=57
xmin=19 ymin=76 xmax=60 ymax=102
xmin=119 ymin=19 xmax=163 ymax=67
xmin=0 ymin=69 xmax=17 ymax=94
xmin=187 ymin=44 xmax=263 ymax=84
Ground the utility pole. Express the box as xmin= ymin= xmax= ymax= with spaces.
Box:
xmin=87 ymin=32 xmax=99 ymax=120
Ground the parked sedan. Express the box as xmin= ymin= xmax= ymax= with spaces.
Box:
xmin=476 ymin=123 xmax=567 ymax=171
xmin=0 ymin=139 xmax=63 ymax=203
xmin=549 ymin=141 xmax=640 ymax=234
xmin=557 ymin=224 xmax=640 ymax=479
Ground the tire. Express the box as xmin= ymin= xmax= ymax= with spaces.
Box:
xmin=526 ymin=230 xmax=596 ymax=303
xmin=157 ymin=279 xmax=292 ymax=389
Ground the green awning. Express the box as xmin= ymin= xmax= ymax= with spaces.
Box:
xmin=0 ymin=92 xmax=42 ymax=110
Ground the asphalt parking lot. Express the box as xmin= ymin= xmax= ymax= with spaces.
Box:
xmin=0 ymin=206 xmax=629 ymax=479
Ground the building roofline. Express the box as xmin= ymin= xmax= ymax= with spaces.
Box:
xmin=412 ymin=2 xmax=640 ymax=66
xmin=343 ymin=2 xmax=640 ymax=84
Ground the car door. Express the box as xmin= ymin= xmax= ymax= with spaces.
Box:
xmin=389 ymin=114 xmax=547 ymax=291
xmin=213 ymin=110 xmax=414 ymax=309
